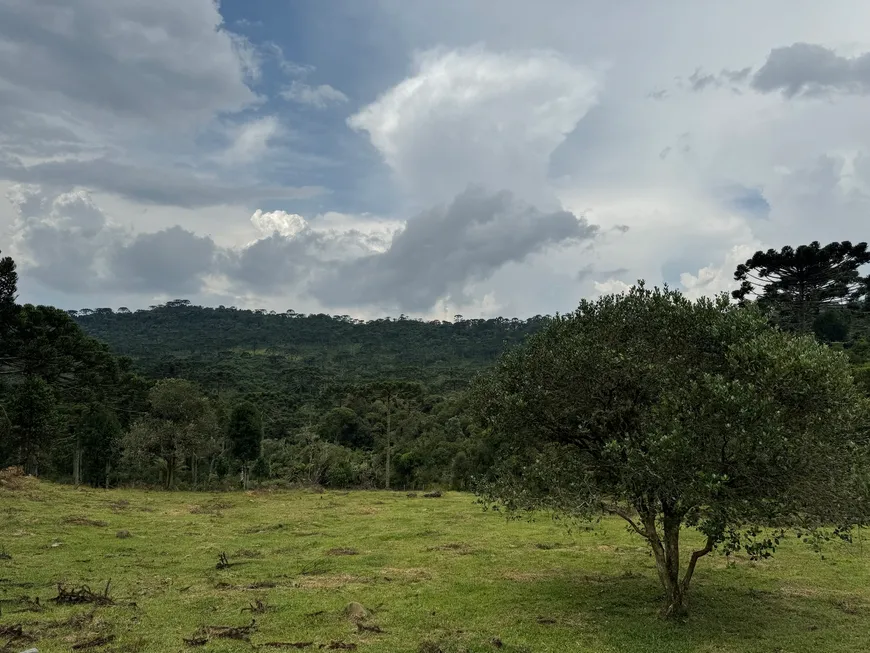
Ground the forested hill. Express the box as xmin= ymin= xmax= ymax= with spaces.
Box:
xmin=73 ymin=303 xmax=549 ymax=434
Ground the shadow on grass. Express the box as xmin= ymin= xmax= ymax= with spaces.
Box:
xmin=491 ymin=570 xmax=856 ymax=653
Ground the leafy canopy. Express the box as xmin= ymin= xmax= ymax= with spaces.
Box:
xmin=472 ymin=284 xmax=870 ymax=616
xmin=228 ymin=401 xmax=263 ymax=464
xmin=733 ymin=240 xmax=870 ymax=332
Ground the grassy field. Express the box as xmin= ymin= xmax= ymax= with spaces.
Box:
xmin=2 ymin=481 xmax=870 ymax=652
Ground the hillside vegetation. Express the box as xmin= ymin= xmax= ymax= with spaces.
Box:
xmin=73 ymin=303 xmax=546 ymax=399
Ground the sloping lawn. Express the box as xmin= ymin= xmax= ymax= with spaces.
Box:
xmin=2 ymin=481 xmax=870 ymax=652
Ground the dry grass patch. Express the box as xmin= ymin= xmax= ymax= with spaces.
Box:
xmin=60 ymin=516 xmax=109 ymax=527
xmin=294 ymin=574 xmax=371 ymax=590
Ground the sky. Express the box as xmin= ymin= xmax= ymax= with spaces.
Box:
xmin=1 ymin=0 xmax=869 ymax=319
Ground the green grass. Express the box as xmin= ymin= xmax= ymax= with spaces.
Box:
xmin=2 ymin=482 xmax=870 ymax=652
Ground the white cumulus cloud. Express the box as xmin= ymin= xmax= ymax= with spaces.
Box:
xmin=348 ymin=46 xmax=600 ymax=208
xmin=250 ymin=209 xmax=308 ymax=238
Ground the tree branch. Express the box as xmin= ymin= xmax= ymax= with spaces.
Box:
xmin=680 ymin=536 xmax=714 ymax=593
xmin=604 ymin=503 xmax=650 ymax=541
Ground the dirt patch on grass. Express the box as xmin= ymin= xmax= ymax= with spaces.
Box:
xmin=832 ymin=597 xmax=867 ymax=615
xmin=780 ymin=585 xmax=820 ymax=598
xmin=501 ymin=570 xmax=556 ymax=582
xmin=295 ymin=574 xmax=370 ymax=589
xmin=184 ymin=619 xmax=257 ymax=645
xmin=245 ymin=580 xmax=278 ymax=589
xmin=243 ymin=523 xmax=286 ymax=534
xmin=0 ymin=623 xmax=36 ymax=648
xmin=381 ymin=567 xmax=432 ymax=582
xmin=261 ymin=642 xmax=315 ymax=649
xmin=326 ymin=547 xmax=359 ymax=556
xmin=72 ymin=633 xmax=116 ymax=649
xmin=61 ymin=515 xmax=109 ymax=527
xmin=535 ymin=542 xmax=569 ymax=550
xmin=45 ymin=608 xmax=97 ymax=630
xmin=425 ymin=543 xmax=473 ymax=555
xmin=354 ymin=507 xmax=380 ymax=516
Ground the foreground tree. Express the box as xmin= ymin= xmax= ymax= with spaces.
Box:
xmin=471 ymin=284 xmax=870 ymax=618
xmin=733 ymin=241 xmax=870 ymax=332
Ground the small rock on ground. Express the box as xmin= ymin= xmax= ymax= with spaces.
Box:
xmin=344 ymin=601 xmax=369 ymax=622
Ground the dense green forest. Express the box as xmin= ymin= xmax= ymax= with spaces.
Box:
xmin=1 ymin=240 xmax=868 ymax=493
xmin=69 ymin=303 xmax=550 ymax=489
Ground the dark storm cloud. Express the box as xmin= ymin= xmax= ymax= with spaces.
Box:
xmin=0 ymin=0 xmax=328 ymax=208
xmin=8 ymin=186 xmax=218 ymax=296
xmin=309 ymin=187 xmax=598 ymax=312
xmin=0 ymin=0 xmax=257 ymax=126
xmin=751 ymin=43 xmax=870 ymax=97
xmin=109 ymin=227 xmax=217 ymax=294
xmin=0 ymin=156 xmax=323 ymax=208
xmin=684 ymin=67 xmax=752 ymax=92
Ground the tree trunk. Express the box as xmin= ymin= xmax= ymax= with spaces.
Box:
xmin=661 ymin=510 xmax=686 ymax=618
xmin=385 ymin=397 xmax=391 ymax=490
xmin=73 ymin=435 xmax=82 ymax=486
xmin=641 ymin=510 xmax=686 ymax=618
xmin=636 ymin=506 xmax=715 ymax=619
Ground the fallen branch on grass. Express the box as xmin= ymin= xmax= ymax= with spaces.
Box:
xmin=319 ymin=643 xmax=357 ymax=650
xmin=184 ymin=619 xmax=258 ymax=646
xmin=51 ymin=580 xmax=113 ymax=605
xmin=260 ymin=643 xmax=314 ymax=649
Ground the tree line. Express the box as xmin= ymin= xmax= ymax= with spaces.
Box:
xmin=1 ymin=240 xmax=868 ymax=495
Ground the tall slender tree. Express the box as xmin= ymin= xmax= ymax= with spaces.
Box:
xmin=369 ymin=381 xmax=423 ymax=489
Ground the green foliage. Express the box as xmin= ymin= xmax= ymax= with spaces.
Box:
xmin=73 ymin=303 xmax=548 ymax=438
xmin=472 ymin=283 xmax=870 ymax=616
xmin=0 ymin=250 xmax=149 ymax=479
xmin=733 ymin=240 xmax=870 ymax=332
xmin=0 ymin=249 xmax=18 ymax=328
xmin=65 ymin=299 xmax=547 ymax=489
xmin=213 ymin=454 xmax=230 ymax=480
xmin=814 ymin=309 xmax=852 ymax=342
xmin=853 ymin=363 xmax=870 ymax=395
xmin=4 ymin=375 xmax=59 ymax=474
xmin=76 ymin=403 xmax=122 ymax=487
xmin=317 ymin=407 xmax=370 ymax=448
xmin=121 ymin=379 xmax=218 ymax=488
xmin=228 ymin=402 xmax=263 ymax=464
xmin=250 ymin=455 xmax=270 ymax=480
